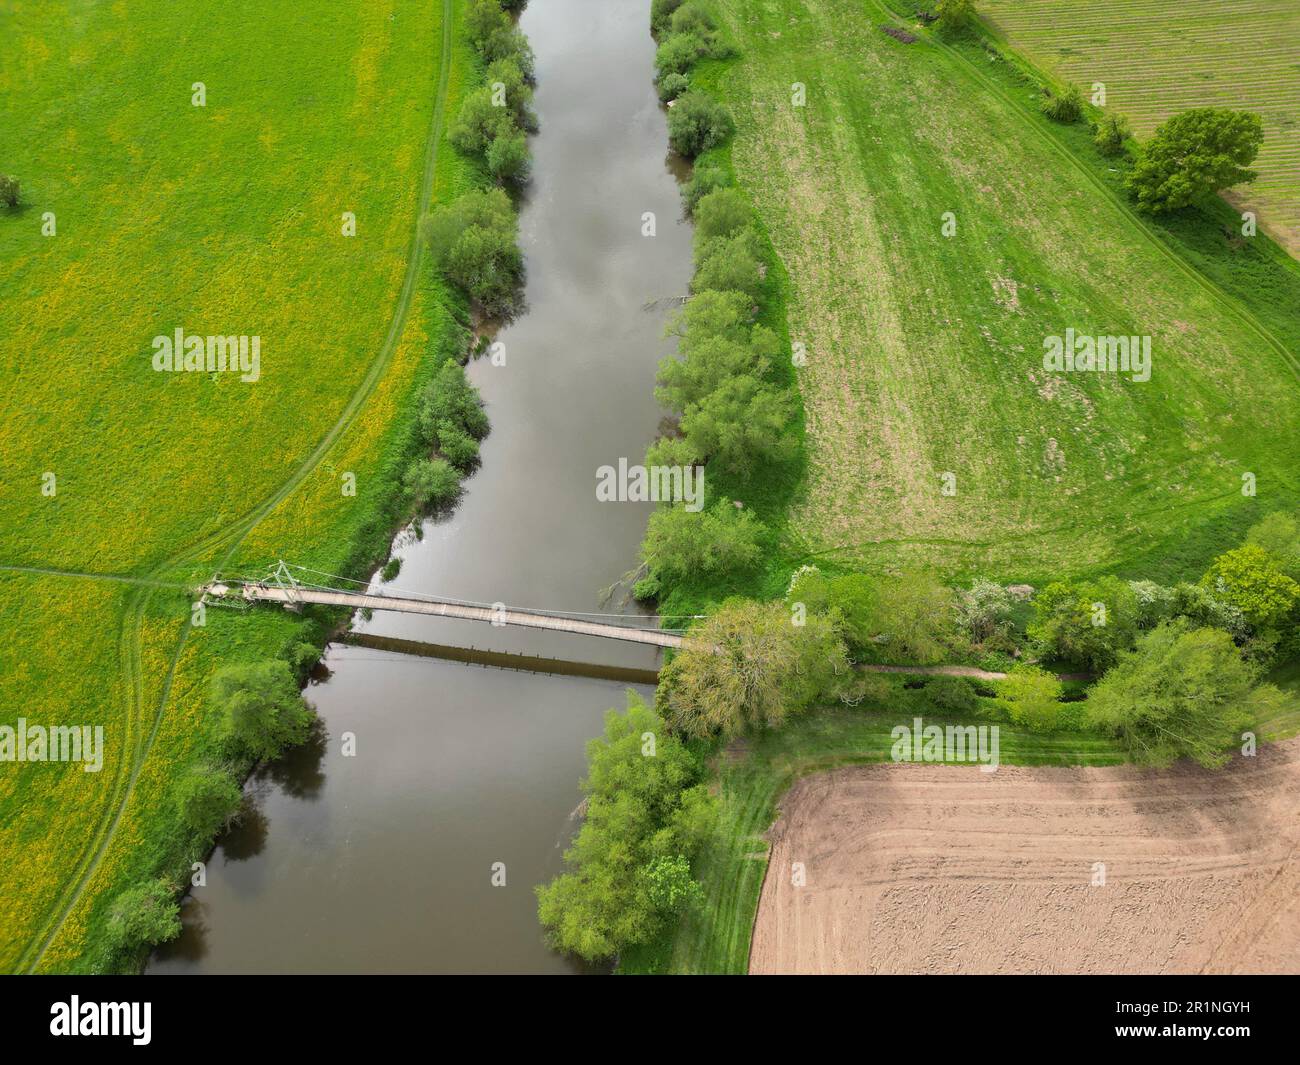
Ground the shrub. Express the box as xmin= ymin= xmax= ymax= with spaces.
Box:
xmin=955 ymin=578 xmax=1015 ymax=646
xmin=434 ymin=419 xmax=481 ymax=471
xmin=1200 ymin=544 xmax=1299 ymax=631
xmin=667 ymin=92 xmax=734 ymax=157
xmin=212 ymin=660 xmax=313 ymax=761
xmin=176 ymin=766 xmax=243 ymax=839
xmin=1041 ymin=84 xmax=1084 ymax=124
xmin=420 ymin=358 xmax=489 ymax=442
xmin=1246 ymin=511 xmax=1300 ymax=579
xmin=641 ymin=499 xmax=764 ymax=583
xmin=657 ymin=72 xmax=690 ymax=103
xmin=485 ymin=58 xmax=537 ymax=130
xmin=1094 ymin=113 xmax=1130 ymax=156
xmin=862 ymin=570 xmax=956 ymax=665
xmin=682 ymin=162 xmax=731 ymax=214
xmin=284 ymin=640 xmax=321 ymax=684
xmin=1126 ymin=108 xmax=1263 ymax=213
xmin=486 ymin=128 xmax=531 ymax=186
xmin=403 ymin=457 xmax=461 ymax=511
xmin=0 ymin=174 xmax=18 ymax=208
xmin=1028 ymin=576 xmax=1140 ymax=672
xmin=651 ymin=0 xmax=687 ymax=35
xmin=466 ymin=0 xmax=510 ymax=51
xmin=1087 ymin=622 xmax=1281 ymax=768
xmin=935 ymin=0 xmax=977 ymax=37
xmin=693 ymin=229 xmax=764 ymax=299
xmin=449 ymin=89 xmax=517 ymax=157
xmin=679 ymin=374 xmax=795 ymax=476
xmin=482 ymin=26 xmax=535 ymax=73
xmin=656 ymin=33 xmax=709 ymax=81
xmin=106 ymin=880 xmax=182 ymax=952
xmin=693 ymin=187 xmax=752 ymax=240
xmin=658 ymin=599 xmax=849 ymax=737
xmin=421 ymin=188 xmax=523 ymax=317
xmin=927 ymin=675 xmax=979 ymax=714
xmin=536 ymin=693 xmax=713 ymax=961
xmin=380 ymin=557 xmax=402 ymax=583
xmin=994 ymin=665 xmax=1062 ymax=730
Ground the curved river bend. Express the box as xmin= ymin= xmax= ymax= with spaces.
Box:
xmin=151 ymin=0 xmax=693 ymax=974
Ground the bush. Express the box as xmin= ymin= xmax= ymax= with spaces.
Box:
xmin=1041 ymin=84 xmax=1084 ymax=124
xmin=0 ymin=174 xmax=18 ymax=208
xmin=679 ymin=374 xmax=795 ymax=476
xmin=213 ymin=661 xmax=313 ymax=761
xmin=1028 ymin=576 xmax=1140 ymax=672
xmin=536 ymin=693 xmax=713 ymax=961
xmin=421 ymin=189 xmax=523 ymax=317
xmin=486 ymin=128 xmax=531 ymax=186
xmin=693 ymin=187 xmax=752 ymax=240
xmin=466 ymin=0 xmax=510 ymax=51
xmin=657 ymin=72 xmax=690 ymax=103
xmin=1087 ymin=622 xmax=1281 ymax=768
xmin=106 ymin=880 xmax=181 ymax=952
xmin=682 ymin=162 xmax=731 ymax=214
xmin=862 ymin=570 xmax=956 ymax=665
xmin=659 ymin=599 xmax=850 ymax=737
xmin=651 ymin=0 xmax=687 ymax=35
xmin=667 ymin=92 xmax=734 ymax=157
xmin=434 ymin=419 xmax=480 ymax=471
xmin=176 ymin=766 xmax=242 ymax=839
xmin=1200 ymin=544 xmax=1299 ymax=632
xmin=1126 ymin=108 xmax=1263 ymax=213
xmin=693 ymin=229 xmax=764 ymax=298
xmin=482 ymin=26 xmax=535 ymax=73
xmin=641 ymin=499 xmax=764 ymax=583
xmin=656 ymin=33 xmax=709 ymax=81
xmin=955 ymin=578 xmax=1015 ymax=646
xmin=994 ymin=665 xmax=1062 ymax=731
xmin=1094 ymin=113 xmax=1130 ymax=156
xmin=935 ymin=0 xmax=977 ymax=37
xmin=420 ymin=358 xmax=489 ymax=442
xmin=485 ymin=59 xmax=537 ymax=130
xmin=284 ymin=640 xmax=321 ymax=684
xmin=927 ymin=675 xmax=979 ymax=714
xmin=403 ymin=457 xmax=461 ymax=511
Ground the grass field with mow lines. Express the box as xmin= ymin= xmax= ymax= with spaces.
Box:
xmin=981 ymin=0 xmax=1300 ymax=257
xmin=690 ymin=0 xmax=1300 ymax=584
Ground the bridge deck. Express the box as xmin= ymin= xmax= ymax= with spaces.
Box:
xmin=205 ymin=583 xmax=685 ymax=649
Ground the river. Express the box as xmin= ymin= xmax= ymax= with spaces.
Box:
xmin=149 ymin=0 xmax=693 ymax=974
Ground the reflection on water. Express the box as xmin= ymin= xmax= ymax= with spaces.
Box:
xmin=150 ymin=0 xmax=694 ymax=974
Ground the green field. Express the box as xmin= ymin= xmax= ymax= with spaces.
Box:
xmin=0 ymin=0 xmax=474 ymax=971
xmin=980 ymin=0 xmax=1300 ymax=258
xmin=686 ymin=0 xmax=1300 ymax=585
xmin=620 ymin=684 xmax=1126 ymax=975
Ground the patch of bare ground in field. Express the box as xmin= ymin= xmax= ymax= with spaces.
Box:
xmin=750 ymin=736 xmax=1300 ymax=974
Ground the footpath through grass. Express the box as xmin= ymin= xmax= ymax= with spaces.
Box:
xmin=0 ymin=0 xmax=475 ymax=972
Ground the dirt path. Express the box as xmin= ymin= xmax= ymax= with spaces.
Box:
xmin=750 ymin=736 xmax=1300 ymax=974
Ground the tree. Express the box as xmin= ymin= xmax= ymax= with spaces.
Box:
xmin=865 ymin=570 xmax=956 ymax=665
xmin=667 ymin=92 xmax=734 ymax=157
xmin=927 ymin=675 xmax=979 ymax=714
xmin=1200 ymin=544 xmax=1299 ymax=631
xmin=466 ymin=0 xmax=510 ymax=51
xmin=693 ymin=228 xmax=764 ymax=299
xmin=1086 ymin=622 xmax=1281 ymax=768
xmin=484 ymin=58 xmax=536 ymax=130
xmin=641 ymin=500 xmax=764 ymax=583
xmin=1041 ymin=84 xmax=1084 ymax=124
xmin=1126 ymin=108 xmax=1264 ymax=213
xmin=668 ymin=288 xmax=752 ymax=350
xmin=655 ymin=32 xmax=709 ymax=80
xmin=679 ymin=374 xmax=795 ymax=475
xmin=403 ymin=457 xmax=460 ymax=511
xmin=420 ymin=358 xmax=488 ymax=442
xmin=486 ymin=128 xmax=531 ymax=186
xmin=212 ymin=661 xmax=313 ymax=761
xmin=1029 ymin=576 xmax=1140 ymax=672
xmin=935 ymin=0 xmax=977 ymax=37
xmin=421 ymin=188 xmax=523 ymax=317
xmin=176 ymin=766 xmax=242 ymax=839
xmin=449 ymin=89 xmax=516 ymax=157
xmin=693 ymin=187 xmax=752 ymax=241
xmin=659 ymin=598 xmax=849 ymax=738
xmin=657 ymin=72 xmax=689 ymax=103
xmin=105 ymin=879 xmax=181 ymax=951
xmin=955 ymin=578 xmax=1016 ymax=646
xmin=995 ymin=665 xmax=1061 ymax=731
xmin=0 ymin=174 xmax=18 ymax=208
xmin=682 ymin=162 xmax=731 ymax=214
xmin=651 ymin=0 xmax=687 ymax=35
xmin=656 ymin=332 xmax=764 ymax=412
xmin=536 ymin=693 xmax=712 ymax=961
xmin=1094 ymin=113 xmax=1131 ymax=156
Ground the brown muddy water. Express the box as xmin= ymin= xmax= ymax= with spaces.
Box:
xmin=149 ymin=0 xmax=694 ymax=974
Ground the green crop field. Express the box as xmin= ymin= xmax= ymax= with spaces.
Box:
xmin=980 ymin=0 xmax=1300 ymax=258
xmin=688 ymin=0 xmax=1300 ymax=585
xmin=0 ymin=0 xmax=473 ymax=971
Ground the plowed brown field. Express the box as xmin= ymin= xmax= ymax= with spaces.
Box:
xmin=750 ymin=738 xmax=1300 ymax=974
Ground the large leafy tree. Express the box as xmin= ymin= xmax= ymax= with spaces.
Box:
xmin=640 ymin=500 xmax=764 ymax=584
xmin=1200 ymin=544 xmax=1299 ymax=631
xmin=658 ymin=598 xmax=849 ymax=738
xmin=212 ymin=661 xmax=313 ymax=761
xmin=1127 ymin=108 xmax=1264 ymax=213
xmin=1086 ymin=622 xmax=1283 ymax=768
xmin=536 ymin=695 xmax=713 ymax=962
xmin=1029 ymin=576 xmax=1140 ymax=672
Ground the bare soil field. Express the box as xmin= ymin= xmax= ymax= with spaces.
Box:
xmin=750 ymin=738 xmax=1300 ymax=974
